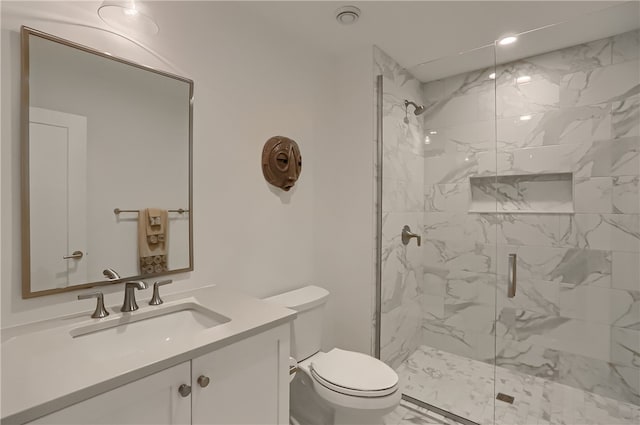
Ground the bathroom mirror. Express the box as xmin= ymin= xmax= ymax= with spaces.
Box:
xmin=21 ymin=27 xmax=193 ymax=298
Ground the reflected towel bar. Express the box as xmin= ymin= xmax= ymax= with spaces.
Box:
xmin=114 ymin=208 xmax=189 ymax=215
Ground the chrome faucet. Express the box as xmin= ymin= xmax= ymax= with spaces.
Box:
xmin=121 ymin=281 xmax=148 ymax=312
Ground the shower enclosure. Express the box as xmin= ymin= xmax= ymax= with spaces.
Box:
xmin=376 ymin=4 xmax=639 ymax=425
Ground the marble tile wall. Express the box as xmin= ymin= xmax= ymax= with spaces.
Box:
xmin=420 ymin=29 xmax=640 ymax=406
xmin=419 ymin=46 xmax=500 ymax=367
xmin=375 ymin=47 xmax=427 ymax=369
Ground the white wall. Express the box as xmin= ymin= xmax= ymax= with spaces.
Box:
xmin=313 ymin=47 xmax=376 ymax=355
xmin=1 ymin=1 xmax=379 ymax=355
xmin=1 ymin=1 xmax=367 ymax=329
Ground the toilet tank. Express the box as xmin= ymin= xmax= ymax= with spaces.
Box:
xmin=264 ymin=285 xmax=329 ymax=361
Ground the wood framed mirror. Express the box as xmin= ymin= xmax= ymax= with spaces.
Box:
xmin=21 ymin=26 xmax=193 ymax=298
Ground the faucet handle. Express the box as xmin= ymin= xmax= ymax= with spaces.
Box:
xmin=77 ymin=292 xmax=109 ymax=318
xmin=149 ymin=280 xmax=173 ymax=305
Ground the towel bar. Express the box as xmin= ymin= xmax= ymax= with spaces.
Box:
xmin=113 ymin=208 xmax=189 ymax=215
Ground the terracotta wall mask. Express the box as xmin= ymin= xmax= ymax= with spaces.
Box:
xmin=261 ymin=136 xmax=302 ymax=191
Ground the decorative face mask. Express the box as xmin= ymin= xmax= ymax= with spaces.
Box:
xmin=261 ymin=136 xmax=302 ymax=191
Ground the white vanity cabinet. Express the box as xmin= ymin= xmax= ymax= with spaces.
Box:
xmin=28 ymin=362 xmax=192 ymax=425
xmin=25 ymin=325 xmax=290 ymax=425
xmin=192 ymin=324 xmax=289 ymax=425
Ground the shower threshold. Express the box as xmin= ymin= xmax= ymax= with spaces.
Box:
xmin=401 ymin=394 xmax=479 ymax=425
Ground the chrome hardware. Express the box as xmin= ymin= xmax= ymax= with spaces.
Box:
xmin=401 ymin=225 xmax=422 ymax=247
xmin=120 ymin=281 xmax=148 ymax=312
xmin=114 ymin=208 xmax=189 ymax=215
xmin=197 ymin=375 xmax=210 ymax=388
xmin=103 ymin=268 xmax=121 ymax=280
xmin=497 ymin=392 xmax=515 ymax=404
xmin=507 ymin=254 xmax=517 ymax=298
xmin=63 ymin=250 xmax=83 ymax=260
xmin=77 ymin=292 xmax=109 ymax=318
xmin=178 ymin=384 xmax=191 ymax=397
xmin=149 ymin=279 xmax=173 ymax=305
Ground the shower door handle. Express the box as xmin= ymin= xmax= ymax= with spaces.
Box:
xmin=507 ymin=254 xmax=517 ymax=298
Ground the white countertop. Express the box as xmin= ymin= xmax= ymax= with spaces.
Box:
xmin=1 ymin=285 xmax=296 ymax=424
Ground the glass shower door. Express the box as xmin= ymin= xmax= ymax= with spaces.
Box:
xmin=376 ymin=44 xmax=500 ymax=424
xmin=492 ymin=5 xmax=640 ymax=425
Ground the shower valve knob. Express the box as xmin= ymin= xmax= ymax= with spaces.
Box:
xmin=401 ymin=225 xmax=421 ymax=247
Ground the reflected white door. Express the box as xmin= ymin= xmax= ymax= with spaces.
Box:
xmin=29 ymin=107 xmax=87 ymax=291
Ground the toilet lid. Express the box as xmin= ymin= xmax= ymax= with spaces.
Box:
xmin=309 ymin=348 xmax=398 ymax=397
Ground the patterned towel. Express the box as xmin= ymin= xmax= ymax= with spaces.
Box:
xmin=138 ymin=208 xmax=168 ymax=274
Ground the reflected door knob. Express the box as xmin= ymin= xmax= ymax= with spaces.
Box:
xmin=197 ymin=375 xmax=210 ymax=388
xmin=63 ymin=250 xmax=84 ymax=260
xmin=178 ymin=384 xmax=191 ymax=397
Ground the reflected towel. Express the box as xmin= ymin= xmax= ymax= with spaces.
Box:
xmin=138 ymin=208 xmax=168 ymax=274
xmin=146 ymin=207 xmax=165 ymax=235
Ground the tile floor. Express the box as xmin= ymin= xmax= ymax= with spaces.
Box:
xmin=386 ymin=345 xmax=640 ymax=425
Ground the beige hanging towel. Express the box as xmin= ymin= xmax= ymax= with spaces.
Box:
xmin=138 ymin=208 xmax=169 ymax=275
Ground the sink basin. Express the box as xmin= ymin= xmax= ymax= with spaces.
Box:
xmin=70 ymin=301 xmax=230 ymax=344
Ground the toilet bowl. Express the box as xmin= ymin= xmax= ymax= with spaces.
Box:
xmin=265 ymin=286 xmax=401 ymax=425
xmin=298 ymin=349 xmax=401 ymax=424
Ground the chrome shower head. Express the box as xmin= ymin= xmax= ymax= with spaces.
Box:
xmin=404 ymin=100 xmax=426 ymax=116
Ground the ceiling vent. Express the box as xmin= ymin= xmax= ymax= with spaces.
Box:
xmin=335 ymin=6 xmax=361 ymax=25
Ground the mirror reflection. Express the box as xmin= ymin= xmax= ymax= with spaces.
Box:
xmin=23 ymin=27 xmax=193 ymax=297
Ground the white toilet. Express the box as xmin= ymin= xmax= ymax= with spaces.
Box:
xmin=265 ymin=285 xmax=401 ymax=425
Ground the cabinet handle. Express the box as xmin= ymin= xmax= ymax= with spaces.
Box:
xmin=197 ymin=375 xmax=210 ymax=388
xmin=178 ymin=384 xmax=191 ymax=397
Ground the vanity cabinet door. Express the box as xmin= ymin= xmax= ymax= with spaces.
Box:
xmin=28 ymin=362 xmax=191 ymax=425
xmin=191 ymin=324 xmax=290 ymax=425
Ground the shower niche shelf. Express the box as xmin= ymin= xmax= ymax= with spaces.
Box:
xmin=468 ymin=172 xmax=574 ymax=214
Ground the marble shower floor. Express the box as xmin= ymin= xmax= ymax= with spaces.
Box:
xmin=390 ymin=345 xmax=640 ymax=425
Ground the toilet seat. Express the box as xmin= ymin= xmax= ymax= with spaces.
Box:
xmin=308 ymin=348 xmax=398 ymax=397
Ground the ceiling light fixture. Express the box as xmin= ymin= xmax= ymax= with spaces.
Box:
xmin=335 ymin=6 xmax=361 ymax=25
xmin=498 ymin=36 xmax=518 ymax=46
xmin=489 ymin=72 xmax=496 ymax=80
xmin=122 ymin=7 xmax=139 ymax=17
xmin=516 ymin=75 xmax=532 ymax=84
xmin=520 ymin=115 xmax=533 ymax=121
xmin=98 ymin=1 xmax=159 ymax=36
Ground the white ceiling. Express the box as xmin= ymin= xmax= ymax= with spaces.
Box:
xmin=240 ymin=1 xmax=639 ymax=81
xmin=4 ymin=1 xmax=639 ymax=82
